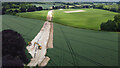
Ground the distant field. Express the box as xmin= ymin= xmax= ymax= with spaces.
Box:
xmin=16 ymin=10 xmax=49 ymax=21
xmin=2 ymin=15 xmax=118 ymax=66
xmin=17 ymin=9 xmax=118 ymax=30
xmin=33 ymin=4 xmax=61 ymax=9
xmin=53 ymin=9 xmax=118 ymax=30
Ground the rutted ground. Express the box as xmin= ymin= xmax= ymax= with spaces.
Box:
xmin=2 ymin=15 xmax=118 ymax=66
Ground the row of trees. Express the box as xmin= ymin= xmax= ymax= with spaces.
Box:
xmin=100 ymin=2 xmax=120 ymax=32
xmin=93 ymin=4 xmax=119 ymax=12
xmin=52 ymin=4 xmax=93 ymax=9
xmin=52 ymin=5 xmax=69 ymax=9
xmin=100 ymin=14 xmax=120 ymax=32
xmin=52 ymin=2 xmax=119 ymax=12
xmin=2 ymin=2 xmax=43 ymax=15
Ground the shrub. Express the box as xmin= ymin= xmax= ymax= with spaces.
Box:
xmin=5 ymin=9 xmax=13 ymax=14
xmin=2 ymin=7 xmax=6 ymax=15
xmin=118 ymin=23 xmax=120 ymax=31
xmin=27 ymin=6 xmax=36 ymax=12
xmin=36 ymin=6 xmax=43 ymax=11
xmin=20 ymin=7 xmax=26 ymax=12
xmin=100 ymin=14 xmax=120 ymax=32
xmin=101 ymin=20 xmax=117 ymax=31
xmin=114 ymin=14 xmax=120 ymax=22
xmin=14 ymin=9 xmax=21 ymax=13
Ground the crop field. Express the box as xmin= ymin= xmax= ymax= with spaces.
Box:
xmin=16 ymin=10 xmax=49 ymax=21
xmin=2 ymin=15 xmax=45 ymax=60
xmin=46 ymin=23 xmax=118 ymax=66
xmin=52 ymin=9 xmax=118 ymax=30
xmin=2 ymin=15 xmax=118 ymax=66
xmin=2 ymin=15 xmax=45 ymax=43
xmin=17 ymin=9 xmax=118 ymax=30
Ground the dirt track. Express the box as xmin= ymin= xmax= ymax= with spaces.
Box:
xmin=26 ymin=10 xmax=53 ymax=66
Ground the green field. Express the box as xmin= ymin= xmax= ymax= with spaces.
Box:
xmin=2 ymin=15 xmax=45 ymax=60
xmin=2 ymin=15 xmax=118 ymax=66
xmin=17 ymin=9 xmax=118 ymax=30
xmin=53 ymin=9 xmax=118 ymax=30
xmin=16 ymin=10 xmax=49 ymax=21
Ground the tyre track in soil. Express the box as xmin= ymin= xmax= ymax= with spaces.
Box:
xmin=24 ymin=24 xmax=41 ymax=38
xmin=6 ymin=16 xmax=43 ymax=37
xmin=53 ymin=44 xmax=103 ymax=66
xmin=3 ymin=19 xmax=43 ymax=44
xmin=75 ymin=53 xmax=104 ymax=66
xmin=59 ymin=26 xmax=79 ymax=66
xmin=63 ymin=31 xmax=118 ymax=42
xmin=23 ymin=20 xmax=44 ymax=38
xmin=2 ymin=23 xmax=12 ymax=29
xmin=60 ymin=26 xmax=104 ymax=66
xmin=69 ymin=39 xmax=118 ymax=52
xmin=3 ymin=19 xmax=33 ymax=35
xmin=3 ymin=22 xmax=36 ymax=43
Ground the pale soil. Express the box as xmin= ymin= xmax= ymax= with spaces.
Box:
xmin=27 ymin=10 xmax=53 ymax=66
xmin=64 ymin=10 xmax=86 ymax=13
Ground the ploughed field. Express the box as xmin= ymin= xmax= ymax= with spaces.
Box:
xmin=17 ymin=9 xmax=118 ymax=30
xmin=2 ymin=15 xmax=118 ymax=66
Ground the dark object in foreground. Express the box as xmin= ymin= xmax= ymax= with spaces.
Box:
xmin=2 ymin=55 xmax=24 ymax=68
xmin=1 ymin=29 xmax=29 ymax=67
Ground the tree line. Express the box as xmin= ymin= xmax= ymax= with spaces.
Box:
xmin=93 ymin=4 xmax=119 ymax=13
xmin=100 ymin=2 xmax=120 ymax=32
xmin=51 ymin=1 xmax=120 ymax=13
xmin=2 ymin=2 xmax=43 ymax=15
